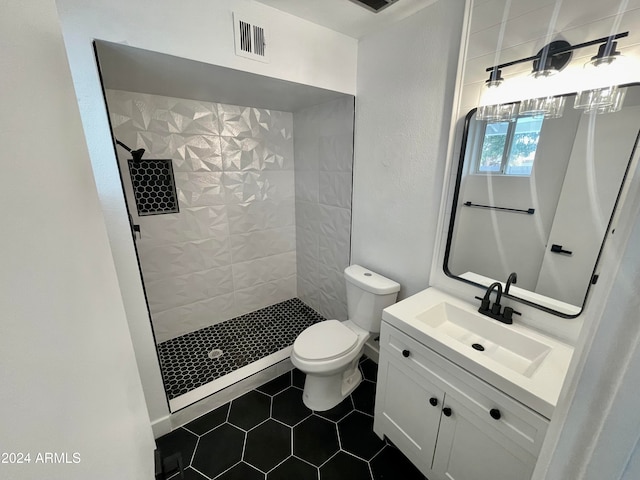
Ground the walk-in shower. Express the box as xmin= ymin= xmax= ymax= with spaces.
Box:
xmin=95 ymin=41 xmax=355 ymax=411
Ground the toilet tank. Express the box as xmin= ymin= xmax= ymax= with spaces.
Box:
xmin=344 ymin=265 xmax=400 ymax=333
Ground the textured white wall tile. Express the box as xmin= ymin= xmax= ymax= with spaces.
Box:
xmin=296 ymin=253 xmax=318 ymax=285
xmin=227 ymin=198 xmax=295 ymax=235
xmin=218 ymin=104 xmax=262 ymax=138
xmin=319 ymin=232 xmax=350 ymax=271
xmin=230 ymin=226 xmax=296 ymax=263
xmin=318 ymin=205 xmax=351 ymax=244
xmin=232 ymin=251 xmax=297 ymax=290
xmin=137 ymin=206 xmax=229 ymax=246
xmin=295 ymin=171 xmax=319 ymax=202
xmin=234 ymin=275 xmax=297 ymax=315
xmin=153 ymin=292 xmax=237 ymax=343
xmin=296 ymin=227 xmax=319 ymax=261
xmin=297 ymin=276 xmax=320 ymax=313
xmin=175 ymin=172 xmax=226 ymax=207
xmin=295 ymin=201 xmax=322 ymax=235
xmin=145 ymin=265 xmax=234 ymax=314
xmin=138 ymin=237 xmax=232 ymax=282
xmin=319 ymin=134 xmax=354 ymax=173
xmin=319 ymin=172 xmax=352 ymax=209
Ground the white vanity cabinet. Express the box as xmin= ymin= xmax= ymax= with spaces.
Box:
xmin=374 ymin=322 xmax=549 ymax=480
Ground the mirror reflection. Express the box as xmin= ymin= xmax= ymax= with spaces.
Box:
xmin=445 ymin=86 xmax=640 ymax=316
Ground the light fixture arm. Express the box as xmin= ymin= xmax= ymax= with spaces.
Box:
xmin=485 ymin=31 xmax=629 ymax=73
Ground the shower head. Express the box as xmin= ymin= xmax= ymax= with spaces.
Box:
xmin=116 ymin=139 xmax=145 ymax=162
xmin=131 ymin=148 xmax=146 ymax=162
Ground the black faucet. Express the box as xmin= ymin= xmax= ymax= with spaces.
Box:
xmin=505 ymin=272 xmax=517 ymax=295
xmin=476 ymin=281 xmax=519 ymax=324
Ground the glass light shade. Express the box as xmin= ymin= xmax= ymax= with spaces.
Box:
xmin=580 ymin=87 xmax=627 ymax=114
xmin=574 ymin=85 xmax=621 ymax=109
xmin=477 ymin=102 xmax=520 ymax=122
xmin=519 ymin=95 xmax=566 ymax=119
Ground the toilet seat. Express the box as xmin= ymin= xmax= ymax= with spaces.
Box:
xmin=293 ymin=320 xmax=358 ymax=362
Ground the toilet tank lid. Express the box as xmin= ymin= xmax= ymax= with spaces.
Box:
xmin=344 ymin=265 xmax=400 ymax=295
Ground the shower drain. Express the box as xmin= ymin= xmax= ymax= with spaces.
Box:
xmin=207 ymin=348 xmax=224 ymax=360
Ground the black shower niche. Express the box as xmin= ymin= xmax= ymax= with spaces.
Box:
xmin=127 ymin=159 xmax=179 ymax=216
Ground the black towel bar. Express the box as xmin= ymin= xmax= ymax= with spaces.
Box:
xmin=463 ymin=201 xmax=535 ymax=215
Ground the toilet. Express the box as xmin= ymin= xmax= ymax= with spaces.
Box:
xmin=291 ymin=265 xmax=400 ymax=411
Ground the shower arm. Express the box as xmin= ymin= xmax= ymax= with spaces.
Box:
xmin=116 ymin=139 xmax=145 ymax=162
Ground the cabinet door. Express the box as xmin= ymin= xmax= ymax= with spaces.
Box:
xmin=374 ymin=353 xmax=444 ymax=474
xmin=432 ymin=395 xmax=536 ymax=480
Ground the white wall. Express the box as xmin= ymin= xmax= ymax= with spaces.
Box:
xmin=351 ymin=0 xmax=466 ymax=298
xmin=55 ymin=0 xmax=357 ymax=433
xmin=0 ymin=1 xmax=155 ymax=478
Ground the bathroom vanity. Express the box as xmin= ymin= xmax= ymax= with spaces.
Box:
xmin=373 ymin=288 xmax=573 ymax=480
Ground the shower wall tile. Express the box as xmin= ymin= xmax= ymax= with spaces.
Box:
xmin=318 ymin=172 xmax=352 ymax=209
xmin=230 ymin=226 xmax=296 ymax=264
xmin=294 ymin=171 xmax=319 ymax=202
xmin=137 ymin=206 xmax=229 ymax=247
xmin=319 ymin=134 xmax=354 ymax=173
xmin=296 ymin=228 xmax=319 ymax=261
xmin=234 ymin=275 xmax=297 ymax=316
xmin=175 ymin=172 xmax=226 ymax=207
xmin=138 ymin=237 xmax=232 ymax=282
xmin=294 ymin=97 xmax=354 ymax=322
xmin=106 ymin=90 xmax=220 ymax=135
xmin=153 ymin=293 xmax=237 ymax=343
xmin=107 ymin=89 xmax=298 ymax=341
xmin=232 ymin=251 xmax=297 ymax=291
xmin=319 ymin=231 xmax=350 ymax=269
xmin=227 ymin=198 xmax=295 ymax=235
xmin=145 ymin=265 xmax=234 ymax=314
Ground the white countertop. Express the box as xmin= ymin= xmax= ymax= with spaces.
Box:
xmin=382 ymin=287 xmax=574 ymax=418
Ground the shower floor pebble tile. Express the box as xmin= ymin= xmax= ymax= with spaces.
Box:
xmin=157 ymin=298 xmax=324 ymax=399
xmin=157 ymin=358 xmax=427 ymax=480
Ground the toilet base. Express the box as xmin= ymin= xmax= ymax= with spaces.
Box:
xmin=301 ymin=359 xmax=363 ymax=411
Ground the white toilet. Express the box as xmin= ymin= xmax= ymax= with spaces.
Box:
xmin=291 ymin=265 xmax=400 ymax=411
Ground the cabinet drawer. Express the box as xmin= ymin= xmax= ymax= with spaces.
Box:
xmin=380 ymin=322 xmax=549 ymax=456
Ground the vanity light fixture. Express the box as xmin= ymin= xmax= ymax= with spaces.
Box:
xmin=477 ymin=32 xmax=632 ymax=120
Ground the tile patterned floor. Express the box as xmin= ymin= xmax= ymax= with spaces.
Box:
xmin=157 ymin=357 xmax=427 ymax=480
xmin=157 ymin=298 xmax=325 ymax=399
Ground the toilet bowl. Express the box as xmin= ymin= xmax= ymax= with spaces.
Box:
xmin=291 ymin=265 xmax=400 ymax=411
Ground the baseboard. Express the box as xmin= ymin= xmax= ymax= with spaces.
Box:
xmin=364 ymin=337 xmax=380 ymax=363
xmin=151 ymin=414 xmax=172 ymax=439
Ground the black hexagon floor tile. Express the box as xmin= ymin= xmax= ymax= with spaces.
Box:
xmin=272 ymin=387 xmax=312 ymax=426
xmin=191 ymin=423 xmax=245 ymax=479
xmin=359 ymin=358 xmax=378 ymax=382
xmin=215 ymin=461 xmax=264 ymax=480
xmin=257 ymin=372 xmax=292 ymax=396
xmin=370 ymin=445 xmax=426 ymax=480
xmin=292 ymin=368 xmax=306 ymax=389
xmin=184 ymin=403 xmax=229 ymax=435
xmin=268 ymin=457 xmax=317 ymax=480
xmin=294 ymin=415 xmax=340 ymax=467
xmin=155 ymin=427 xmax=198 ymax=467
xmin=352 ymin=380 xmax=376 ymax=416
xmin=320 ymin=451 xmax=371 ymax=480
xmin=228 ymin=390 xmax=271 ymax=430
xmin=244 ymin=419 xmax=292 ymax=472
xmin=316 ymin=396 xmax=354 ymax=423
xmin=180 ymin=467 xmax=209 ymax=479
xmin=338 ymin=411 xmax=385 ymax=461
xmin=157 ymin=356 xmax=424 ymax=480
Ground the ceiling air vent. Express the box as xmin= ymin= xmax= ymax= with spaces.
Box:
xmin=348 ymin=0 xmax=400 ymax=13
xmin=233 ymin=13 xmax=269 ymax=63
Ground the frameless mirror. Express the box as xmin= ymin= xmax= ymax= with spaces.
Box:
xmin=445 ymin=85 xmax=640 ymax=317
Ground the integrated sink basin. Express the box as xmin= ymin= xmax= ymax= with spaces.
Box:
xmin=415 ymin=302 xmax=551 ymax=377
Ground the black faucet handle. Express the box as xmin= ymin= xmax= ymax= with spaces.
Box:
xmin=475 ymin=296 xmax=490 ymax=311
xmin=502 ymin=306 xmax=521 ymax=323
